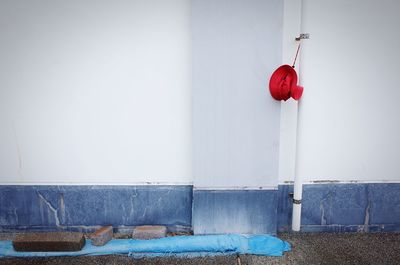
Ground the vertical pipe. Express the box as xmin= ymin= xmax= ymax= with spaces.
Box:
xmin=281 ymin=0 xmax=303 ymax=232
xmin=292 ymin=99 xmax=302 ymax=231
xmin=291 ymin=0 xmax=304 ymax=232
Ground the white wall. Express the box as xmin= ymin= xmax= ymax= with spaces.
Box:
xmin=192 ymin=0 xmax=283 ymax=188
xmin=0 ymin=0 xmax=192 ymax=184
xmin=284 ymin=0 xmax=400 ymax=183
xmin=3 ymin=0 xmax=397 ymax=185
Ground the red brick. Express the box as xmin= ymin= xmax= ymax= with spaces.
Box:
xmin=12 ymin=232 xmax=85 ymax=252
xmin=91 ymin=226 xmax=113 ymax=246
xmin=132 ymin=225 xmax=167 ymax=240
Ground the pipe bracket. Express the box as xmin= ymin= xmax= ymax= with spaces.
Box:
xmin=293 ymin=199 xmax=302 ymax=204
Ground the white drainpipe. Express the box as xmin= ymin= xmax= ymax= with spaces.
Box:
xmin=282 ymin=0 xmax=304 ymax=232
xmin=292 ymin=46 xmax=304 ymax=232
xmin=292 ymin=99 xmax=303 ymax=231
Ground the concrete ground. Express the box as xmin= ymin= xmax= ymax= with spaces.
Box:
xmin=0 ymin=233 xmax=399 ymax=265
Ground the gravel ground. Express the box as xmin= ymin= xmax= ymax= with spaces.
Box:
xmin=1 ymin=233 xmax=399 ymax=265
xmin=241 ymin=233 xmax=400 ymax=265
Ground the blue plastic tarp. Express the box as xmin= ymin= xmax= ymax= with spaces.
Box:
xmin=0 ymin=234 xmax=290 ymax=258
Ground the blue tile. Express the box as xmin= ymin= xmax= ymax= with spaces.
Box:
xmin=369 ymin=183 xmax=400 ymax=225
xmin=193 ymin=189 xmax=278 ymax=235
xmin=0 ymin=185 xmax=192 ymax=232
xmin=277 ymin=185 xmax=293 ymax=232
xmin=3 ymin=183 xmax=400 ymax=234
xmin=302 ymin=184 xmax=368 ymax=226
xmin=277 ymin=183 xmax=400 ymax=233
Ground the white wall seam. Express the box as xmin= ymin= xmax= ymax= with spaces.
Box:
xmin=279 ymin=180 xmax=400 ymax=185
xmin=193 ymin=186 xmax=278 ymax=191
xmin=0 ymin=182 xmax=194 ymax=185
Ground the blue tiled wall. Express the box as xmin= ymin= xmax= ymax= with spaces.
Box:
xmin=277 ymin=183 xmax=400 ymax=232
xmin=0 ymin=185 xmax=192 ymax=233
xmin=192 ymin=189 xmax=278 ymax=235
xmin=1 ymin=183 xmax=399 ymax=234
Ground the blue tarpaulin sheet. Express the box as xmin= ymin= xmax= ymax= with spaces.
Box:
xmin=0 ymin=234 xmax=290 ymax=258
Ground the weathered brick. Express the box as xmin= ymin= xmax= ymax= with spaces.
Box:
xmin=12 ymin=232 xmax=85 ymax=252
xmin=132 ymin=225 xmax=167 ymax=240
xmin=91 ymin=226 xmax=113 ymax=246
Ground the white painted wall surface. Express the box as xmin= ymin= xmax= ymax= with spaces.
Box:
xmin=192 ymin=0 xmax=283 ymax=188
xmin=288 ymin=0 xmax=400 ymax=183
xmin=2 ymin=0 xmax=397 ymax=185
xmin=0 ymin=0 xmax=192 ymax=183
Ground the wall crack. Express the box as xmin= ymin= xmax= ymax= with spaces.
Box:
xmin=37 ymin=191 xmax=61 ymax=227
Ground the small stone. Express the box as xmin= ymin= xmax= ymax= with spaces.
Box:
xmin=132 ymin=225 xmax=167 ymax=240
xmin=91 ymin=226 xmax=113 ymax=246
xmin=12 ymin=232 xmax=85 ymax=252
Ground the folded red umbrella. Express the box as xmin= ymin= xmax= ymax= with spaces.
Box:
xmin=269 ymin=65 xmax=303 ymax=101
